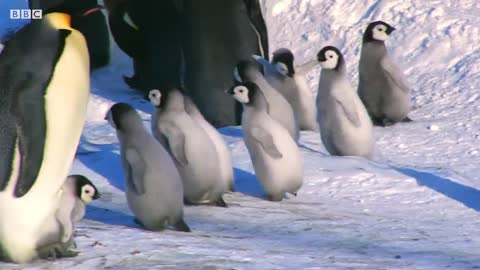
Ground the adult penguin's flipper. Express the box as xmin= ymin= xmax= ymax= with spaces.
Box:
xmin=244 ymin=0 xmax=269 ymax=59
xmin=0 ymin=23 xmax=71 ymax=197
xmin=108 ymin=2 xmax=142 ymax=58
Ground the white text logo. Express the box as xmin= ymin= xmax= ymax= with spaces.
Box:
xmin=10 ymin=9 xmax=43 ymax=20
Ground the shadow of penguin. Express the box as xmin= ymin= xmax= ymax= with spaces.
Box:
xmin=397 ymin=167 xmax=480 ymax=211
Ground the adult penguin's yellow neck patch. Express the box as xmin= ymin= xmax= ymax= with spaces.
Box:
xmin=45 ymin=13 xmax=72 ymax=29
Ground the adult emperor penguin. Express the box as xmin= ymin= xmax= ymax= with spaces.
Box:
xmin=227 ymin=82 xmax=303 ymax=201
xmin=106 ymin=103 xmax=190 ymax=232
xmin=183 ymin=95 xmax=235 ymax=192
xmin=180 ymin=0 xmax=269 ymax=127
xmin=30 ymin=0 xmax=111 ymax=70
xmin=0 ymin=0 xmax=91 ymax=263
xmin=55 ymin=175 xmax=100 ymax=250
xmin=316 ymin=46 xmax=374 ymax=158
xmin=70 ymin=0 xmax=110 ymax=70
xmin=234 ymin=59 xmax=299 ymax=142
xmin=253 ymin=49 xmax=318 ymax=131
xmin=358 ymin=21 xmax=412 ymax=126
xmin=105 ymin=0 xmax=182 ymax=92
xmin=148 ymin=89 xmax=229 ymax=207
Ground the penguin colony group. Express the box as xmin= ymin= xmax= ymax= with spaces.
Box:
xmin=0 ymin=1 xmax=412 ymax=264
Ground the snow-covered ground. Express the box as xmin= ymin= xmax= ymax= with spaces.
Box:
xmin=2 ymin=0 xmax=480 ymax=269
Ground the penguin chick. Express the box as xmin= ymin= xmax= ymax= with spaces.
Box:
xmin=226 ymin=82 xmax=303 ymax=201
xmin=183 ymin=94 xmax=235 ymax=193
xmin=34 ymin=175 xmax=100 ymax=261
xmin=106 ymin=102 xmax=191 ymax=232
xmin=358 ymin=21 xmax=412 ymax=126
xmin=253 ymin=49 xmax=318 ymax=131
xmin=55 ymin=175 xmax=100 ymax=246
xmin=148 ymin=89 xmax=229 ymax=207
xmin=316 ymin=46 xmax=374 ymax=158
xmin=234 ymin=59 xmax=299 ymax=142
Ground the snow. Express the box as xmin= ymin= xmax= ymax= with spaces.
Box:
xmin=2 ymin=0 xmax=480 ymax=269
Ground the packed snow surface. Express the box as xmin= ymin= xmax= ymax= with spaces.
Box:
xmin=1 ymin=0 xmax=480 ymax=269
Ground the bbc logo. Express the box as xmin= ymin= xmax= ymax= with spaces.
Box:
xmin=10 ymin=9 xmax=43 ymax=20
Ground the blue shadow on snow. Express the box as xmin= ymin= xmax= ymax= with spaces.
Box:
xmin=233 ymin=168 xmax=265 ymax=199
xmin=397 ymin=167 xmax=480 ymax=211
xmin=85 ymin=205 xmax=138 ymax=228
xmin=76 ymin=140 xmax=126 ymax=192
xmin=218 ymin=126 xmax=243 ymax=138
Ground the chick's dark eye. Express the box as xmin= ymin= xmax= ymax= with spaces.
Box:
xmin=85 ymin=190 xmax=90 ymax=194
xmin=239 ymin=90 xmax=244 ymax=93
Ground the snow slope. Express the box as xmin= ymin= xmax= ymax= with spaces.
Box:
xmin=2 ymin=0 xmax=480 ymax=269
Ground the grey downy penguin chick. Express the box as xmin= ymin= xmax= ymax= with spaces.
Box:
xmin=227 ymin=82 xmax=303 ymax=201
xmin=35 ymin=175 xmax=101 ymax=260
xmin=358 ymin=21 xmax=412 ymax=126
xmin=253 ymin=49 xmax=317 ymax=131
xmin=148 ymin=89 xmax=228 ymax=207
xmin=106 ymin=103 xmax=190 ymax=232
xmin=55 ymin=175 xmax=100 ymax=248
xmin=316 ymin=46 xmax=374 ymax=159
xmin=234 ymin=59 xmax=299 ymax=142
xmin=183 ymin=95 xmax=235 ymax=192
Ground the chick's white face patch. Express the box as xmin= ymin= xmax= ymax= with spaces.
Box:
xmin=232 ymin=86 xmax=250 ymax=104
xmin=81 ymin=184 xmax=96 ymax=204
xmin=373 ymin=24 xmax=389 ymax=41
xmin=148 ymin=89 xmax=162 ymax=107
xmin=320 ymin=50 xmax=339 ymax=70
xmin=123 ymin=12 xmax=139 ymax=30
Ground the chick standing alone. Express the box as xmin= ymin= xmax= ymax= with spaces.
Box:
xmin=227 ymin=82 xmax=303 ymax=201
xmin=316 ymin=46 xmax=374 ymax=158
xmin=106 ymin=103 xmax=190 ymax=232
xmin=358 ymin=21 xmax=412 ymax=126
